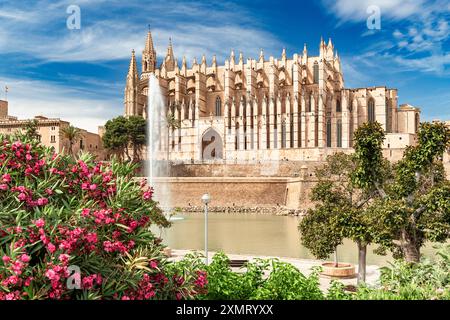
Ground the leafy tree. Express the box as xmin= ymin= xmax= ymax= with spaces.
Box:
xmin=359 ymin=121 xmax=450 ymax=262
xmin=299 ymin=152 xmax=379 ymax=284
xmin=103 ymin=116 xmax=129 ymax=161
xmin=126 ymin=115 xmax=147 ymax=162
xmin=23 ymin=119 xmax=41 ymax=141
xmin=103 ymin=116 xmax=146 ymax=162
xmin=61 ymin=125 xmax=83 ymax=156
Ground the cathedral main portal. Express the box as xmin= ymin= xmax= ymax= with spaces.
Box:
xmin=201 ymin=128 xmax=223 ymax=160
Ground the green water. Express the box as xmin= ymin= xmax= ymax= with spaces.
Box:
xmin=154 ymin=212 xmax=441 ymax=266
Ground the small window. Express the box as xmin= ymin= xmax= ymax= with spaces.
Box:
xmin=313 ymin=61 xmax=319 ymax=84
xmin=215 ymin=97 xmax=222 ymax=116
xmin=368 ymin=98 xmax=375 ymax=123
xmin=326 ymin=119 xmax=332 ymax=147
xmin=336 ymin=99 xmax=341 ymax=113
xmin=337 ymin=120 xmax=342 ymax=147
xmin=50 ymin=135 xmax=56 ymax=143
xmin=51 ymin=126 xmax=55 ymax=130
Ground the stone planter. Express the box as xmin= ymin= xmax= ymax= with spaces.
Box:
xmin=320 ymin=262 xmax=356 ymax=278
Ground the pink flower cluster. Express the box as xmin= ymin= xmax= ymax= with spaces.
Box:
xmin=194 ymin=271 xmax=208 ymax=289
xmin=82 ymin=274 xmax=102 ymax=290
xmin=10 ymin=186 xmax=49 ymax=208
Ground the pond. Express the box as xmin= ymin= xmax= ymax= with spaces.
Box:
xmin=153 ymin=213 xmax=441 ymax=266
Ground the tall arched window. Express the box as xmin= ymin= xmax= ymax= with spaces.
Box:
xmin=281 ymin=120 xmax=286 ymax=148
xmin=337 ymin=120 xmax=342 ymax=147
xmin=308 ymin=95 xmax=312 ymax=112
xmin=215 ymin=97 xmax=222 ymax=116
xmin=326 ymin=119 xmax=332 ymax=147
xmin=368 ymin=98 xmax=375 ymax=123
xmin=313 ymin=61 xmax=319 ymax=84
xmin=336 ymin=99 xmax=341 ymax=112
xmin=415 ymin=113 xmax=420 ymax=133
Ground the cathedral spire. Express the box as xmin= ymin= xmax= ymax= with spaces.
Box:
xmin=128 ymin=49 xmax=139 ymax=79
xmin=281 ymin=48 xmax=287 ymax=60
xmin=164 ymin=37 xmax=176 ymax=72
xmin=142 ymin=27 xmax=156 ymax=75
xmin=259 ymin=48 xmax=264 ymax=62
xmin=125 ymin=49 xmax=139 ymax=116
xmin=327 ymin=37 xmax=333 ymax=49
xmin=319 ymin=36 xmax=326 ymax=58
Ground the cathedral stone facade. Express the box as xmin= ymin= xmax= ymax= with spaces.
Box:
xmin=124 ymin=30 xmax=420 ymax=163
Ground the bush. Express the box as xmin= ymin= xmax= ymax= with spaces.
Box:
xmin=327 ymin=244 xmax=450 ymax=300
xmin=0 ymin=134 xmax=206 ymax=300
xmin=199 ymin=252 xmax=324 ymax=300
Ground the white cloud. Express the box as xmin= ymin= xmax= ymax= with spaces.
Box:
xmin=1 ymin=77 xmax=122 ymax=132
xmin=0 ymin=0 xmax=284 ymax=132
xmin=321 ymin=0 xmax=450 ymax=76
xmin=321 ymin=0 xmax=426 ymax=22
xmin=0 ymin=0 xmax=282 ymax=63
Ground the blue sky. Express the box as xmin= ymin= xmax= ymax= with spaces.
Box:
xmin=0 ymin=0 xmax=449 ymax=132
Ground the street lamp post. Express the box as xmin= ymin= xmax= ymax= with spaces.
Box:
xmin=201 ymin=193 xmax=211 ymax=265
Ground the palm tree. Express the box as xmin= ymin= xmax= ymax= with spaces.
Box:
xmin=166 ymin=111 xmax=180 ymax=162
xmin=61 ymin=125 xmax=83 ymax=156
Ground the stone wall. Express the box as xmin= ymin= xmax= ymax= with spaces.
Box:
xmin=151 ymin=176 xmax=316 ymax=211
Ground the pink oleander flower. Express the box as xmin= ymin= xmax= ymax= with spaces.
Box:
xmin=18 ymin=193 xmax=27 ymax=201
xmin=25 ymin=153 xmax=32 ymax=161
xmin=2 ymin=173 xmax=11 ymax=183
xmin=58 ymin=254 xmax=70 ymax=264
xmin=143 ymin=190 xmax=153 ymax=200
xmin=35 ymin=219 xmax=45 ymax=228
xmin=150 ymin=260 xmax=158 ymax=269
xmin=81 ymin=183 xmax=89 ymax=190
xmin=47 ymin=243 xmax=56 ymax=253
xmin=37 ymin=198 xmax=48 ymax=206
xmin=45 ymin=188 xmax=53 ymax=195
xmin=2 ymin=255 xmax=11 ymax=264
xmin=45 ymin=269 xmax=59 ymax=281
xmin=24 ymin=277 xmax=34 ymax=287
xmin=0 ymin=184 xmax=8 ymax=191
xmin=20 ymin=254 xmax=31 ymax=263
xmin=85 ymin=232 xmax=97 ymax=244
xmin=89 ymin=184 xmax=97 ymax=191
xmin=81 ymin=208 xmax=91 ymax=217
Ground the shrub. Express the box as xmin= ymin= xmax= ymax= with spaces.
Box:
xmin=0 ymin=134 xmax=205 ymax=300
xmin=199 ymin=252 xmax=324 ymax=300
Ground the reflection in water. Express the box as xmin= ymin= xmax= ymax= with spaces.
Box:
xmin=154 ymin=213 xmax=441 ymax=266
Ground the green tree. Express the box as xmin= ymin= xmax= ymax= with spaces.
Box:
xmin=299 ymin=152 xmax=378 ymax=284
xmin=103 ymin=116 xmax=129 ymax=161
xmin=24 ymin=119 xmax=41 ymax=141
xmin=359 ymin=121 xmax=450 ymax=263
xmin=103 ymin=115 xmax=147 ymax=162
xmin=61 ymin=125 xmax=83 ymax=156
xmin=126 ymin=115 xmax=147 ymax=162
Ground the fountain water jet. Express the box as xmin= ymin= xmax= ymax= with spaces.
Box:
xmin=146 ymin=74 xmax=171 ymax=210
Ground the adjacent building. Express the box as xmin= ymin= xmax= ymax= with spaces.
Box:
xmin=0 ymin=100 xmax=107 ymax=160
